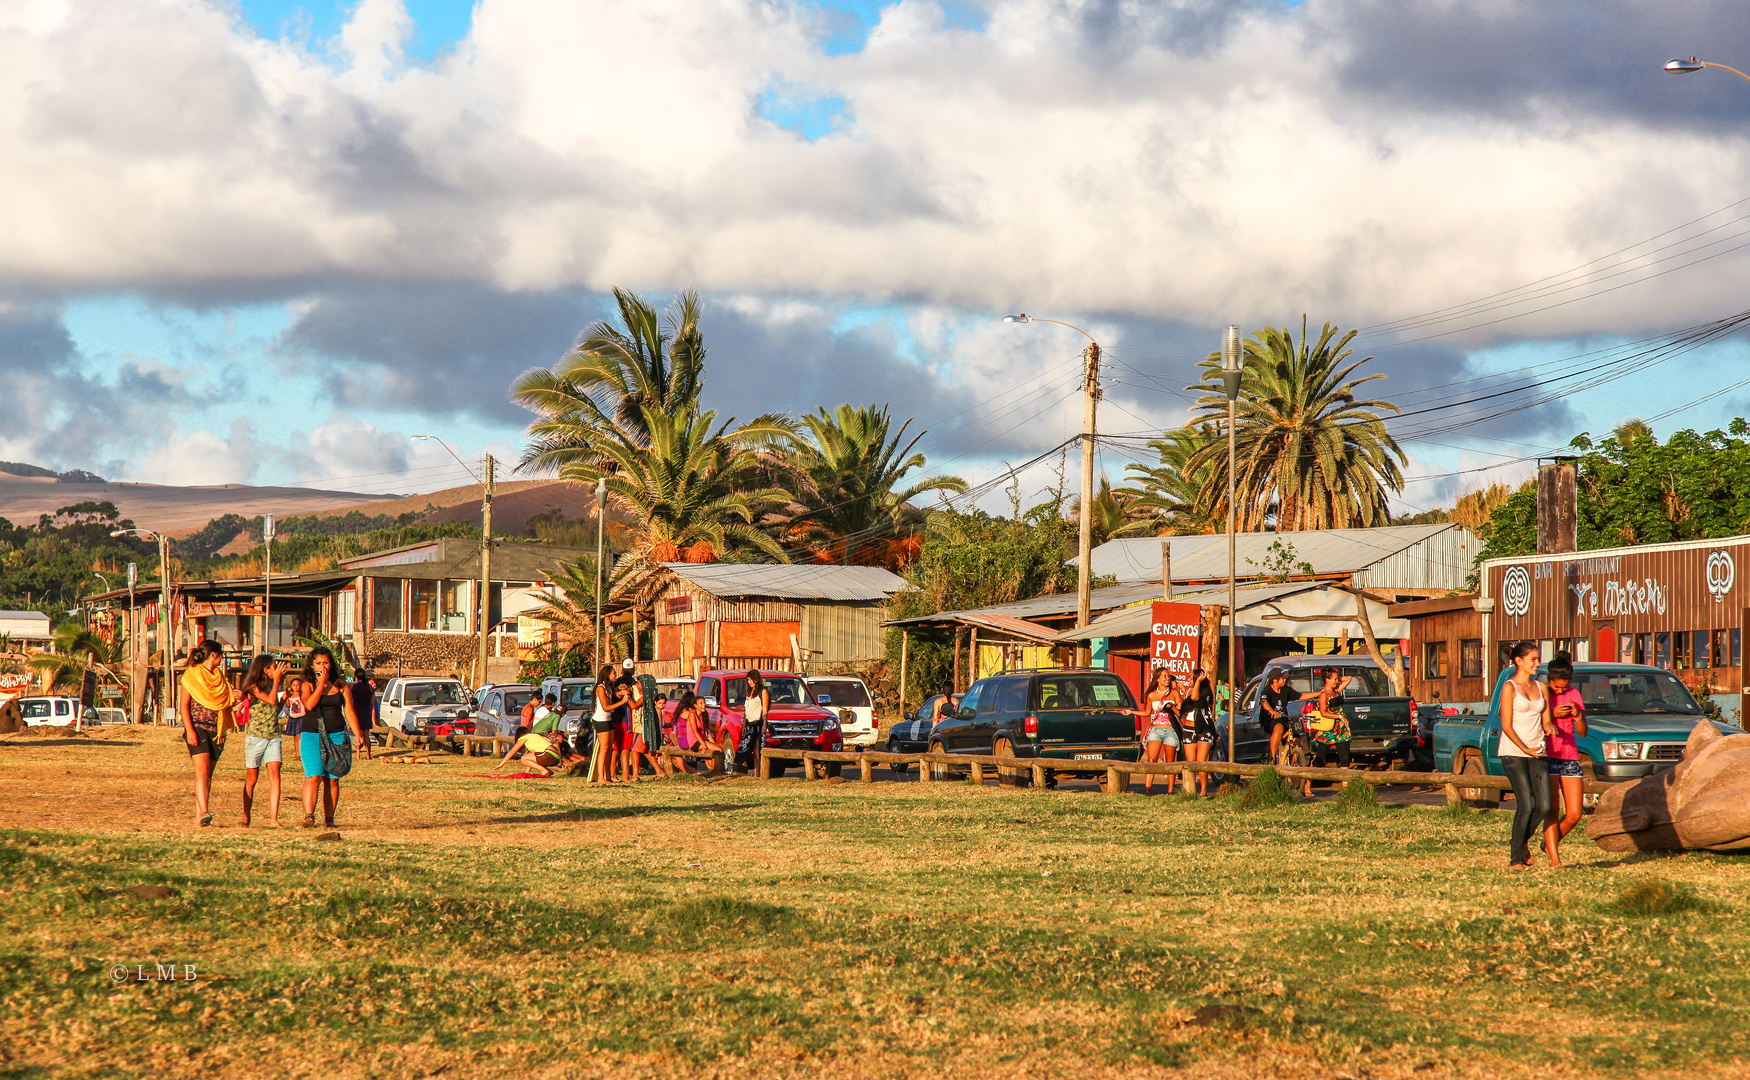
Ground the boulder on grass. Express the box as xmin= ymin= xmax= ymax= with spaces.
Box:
xmin=1590 ymin=721 xmax=1750 ymax=852
xmin=0 ymin=700 xmax=23 ymax=735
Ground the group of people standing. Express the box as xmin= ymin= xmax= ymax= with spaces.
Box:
xmin=178 ymin=642 xmax=371 ymax=830
xmin=1137 ymin=667 xmax=1221 ymax=795
xmin=1498 ymin=642 xmax=1588 ymax=870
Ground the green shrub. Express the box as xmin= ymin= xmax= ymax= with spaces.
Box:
xmin=1614 ymin=876 xmax=1705 ymax=916
xmin=1439 ymin=797 xmax=1473 ymax=820
xmin=1239 ymin=766 xmax=1297 ymax=809
xmin=1331 ymin=778 xmax=1383 ymax=815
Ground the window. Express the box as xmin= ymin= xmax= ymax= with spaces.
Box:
xmin=1698 ymin=629 xmax=1714 ymax=668
xmin=1620 ymin=633 xmax=1635 ymax=664
xmin=334 ymin=590 xmax=356 ymax=636
xmin=1654 ymin=632 xmax=1671 ymax=669
xmin=1538 ymin=639 xmax=1554 ymax=663
xmin=809 ymin=679 xmax=872 ymax=708
xmin=267 ymin=612 xmax=297 ymax=648
xmin=1423 ymin=641 xmax=1448 ymax=679
xmin=1460 ymin=639 xmax=1483 ymax=678
xmin=699 ymin=678 xmax=720 ymax=704
xmin=439 ymin=580 xmax=470 ymax=632
xmin=1000 ymin=677 xmax=1029 ymax=716
xmin=1733 ymin=629 xmax=1743 ymax=670
xmin=372 ymin=579 xmax=403 ymax=631
xmin=1574 ymin=670 xmax=1700 ymax=716
xmin=408 ymin=580 xmax=439 ymax=631
xmin=1031 ymin=672 xmax=1136 ymax=711
xmin=1674 ymin=631 xmax=1692 ymax=670
xmin=956 ymin=681 xmax=986 ymax=716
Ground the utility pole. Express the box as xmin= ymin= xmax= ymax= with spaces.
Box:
xmin=478 ymin=454 xmax=495 ymax=687
xmin=1220 ymin=324 xmax=1244 ymax=768
xmin=126 ymin=562 xmax=138 ymax=723
xmin=1077 ymin=340 xmax=1101 ymax=666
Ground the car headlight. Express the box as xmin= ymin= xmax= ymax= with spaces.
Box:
xmin=823 ymin=714 xmax=840 ymax=730
xmin=1603 ymin=742 xmax=1642 ymax=761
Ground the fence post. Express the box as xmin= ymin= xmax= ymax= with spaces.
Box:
xmin=1443 ymin=782 xmax=1460 ymax=806
xmin=970 ymin=761 xmax=985 ymax=785
xmin=758 ymin=752 xmax=772 ymax=780
xmin=1105 ymin=766 xmax=1125 ymax=795
xmin=919 ymin=756 xmax=932 ymax=783
xmin=803 ymin=754 xmax=816 ymax=781
xmin=1031 ymin=763 xmax=1047 ymax=789
xmin=859 ymin=754 xmax=873 ymax=784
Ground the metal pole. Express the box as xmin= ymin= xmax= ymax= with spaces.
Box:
xmin=127 ymin=563 xmax=137 ymax=723
xmin=477 ymin=454 xmax=495 ymax=687
xmin=1221 ymin=324 xmax=1243 ymax=768
xmin=594 ymin=476 xmax=607 ymax=671
xmin=263 ymin=514 xmax=273 ymax=658
xmin=159 ymin=535 xmax=171 ymax=727
xmin=1076 ymin=340 xmax=1101 ymax=665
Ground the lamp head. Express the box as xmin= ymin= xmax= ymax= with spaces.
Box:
xmin=1001 ymin=314 xmax=1031 ymax=324
xmin=594 ymin=476 xmax=608 ymax=506
xmin=1665 ymin=57 xmax=1705 ymax=73
xmin=1221 ymin=325 xmax=1244 ymax=372
xmin=410 ymin=434 xmax=434 ymax=442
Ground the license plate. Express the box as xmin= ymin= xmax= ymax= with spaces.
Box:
xmin=1075 ymin=753 xmax=1103 ymax=760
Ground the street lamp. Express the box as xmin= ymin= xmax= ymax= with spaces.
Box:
xmin=1664 ymin=56 xmax=1750 ymax=82
xmin=110 ymin=528 xmax=171 ymax=726
xmin=412 ymin=436 xmax=496 ymax=688
xmin=594 ymin=476 xmax=608 ymax=671
xmin=1002 ymin=313 xmax=1102 ymax=664
xmin=1220 ymin=324 xmax=1245 ymax=770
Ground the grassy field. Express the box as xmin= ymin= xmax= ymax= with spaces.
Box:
xmin=2 ymin=726 xmax=1748 ymax=1079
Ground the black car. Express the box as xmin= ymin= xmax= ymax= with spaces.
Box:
xmin=885 ymin=694 xmax=951 ymax=773
xmin=929 ymin=668 xmax=1141 ymax=784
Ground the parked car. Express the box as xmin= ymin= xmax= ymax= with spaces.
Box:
xmin=94 ymin=707 xmax=128 ymax=725
xmin=1407 ymin=703 xmax=1455 ymax=773
xmin=1228 ymin=655 xmax=1417 ymax=769
xmin=804 ymin=675 xmax=878 ymax=749
xmin=685 ymin=669 xmax=842 ymax=775
xmin=929 ymin=668 xmax=1141 ymax=786
xmin=883 ymin=694 xmax=951 ymax=771
xmin=1434 ymin=662 xmax=1742 ymax=806
xmin=17 ymin=697 xmax=94 ymax=728
xmin=378 ymin=677 xmax=475 ymax=736
xmin=472 ymin=683 xmax=537 ymax=737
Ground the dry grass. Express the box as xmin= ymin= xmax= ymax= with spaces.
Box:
xmin=2 ymin=727 xmax=1748 ymax=1079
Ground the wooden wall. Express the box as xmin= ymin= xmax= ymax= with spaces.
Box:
xmin=1406 ymin=606 xmax=1488 ymax=704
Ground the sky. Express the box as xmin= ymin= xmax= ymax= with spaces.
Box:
xmin=6 ymin=0 xmax=1750 ymax=518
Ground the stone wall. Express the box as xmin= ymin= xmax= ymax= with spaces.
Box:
xmin=360 ymin=632 xmax=478 ymax=678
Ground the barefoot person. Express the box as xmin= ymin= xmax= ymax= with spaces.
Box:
xmin=1137 ymin=666 xmax=1184 ymax=795
xmin=1499 ymin=640 xmax=1554 ymax=871
xmin=179 ymin=640 xmax=235 ymax=827
xmin=491 ymin=730 xmax=563 ymax=777
xmin=1542 ymin=651 xmax=1588 ymax=867
xmin=239 ymin=654 xmax=291 ymax=828
xmin=296 ymin=646 xmax=369 ymax=829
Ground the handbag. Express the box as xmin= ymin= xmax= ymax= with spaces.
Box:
xmin=317 ymin=729 xmax=354 ymax=778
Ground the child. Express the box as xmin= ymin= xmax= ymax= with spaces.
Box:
xmin=1543 ymin=651 xmax=1588 ymax=868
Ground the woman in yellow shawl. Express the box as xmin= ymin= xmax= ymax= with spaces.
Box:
xmin=179 ymin=640 xmax=236 ymax=827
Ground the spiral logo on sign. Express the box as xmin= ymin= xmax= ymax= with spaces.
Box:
xmin=1502 ymin=565 xmax=1531 ymax=619
xmin=1706 ymin=550 xmax=1735 ymax=602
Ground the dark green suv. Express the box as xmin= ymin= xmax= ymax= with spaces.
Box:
xmin=927 ymin=668 xmax=1142 ymax=784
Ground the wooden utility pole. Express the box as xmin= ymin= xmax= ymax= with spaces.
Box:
xmin=1076 ymin=341 xmax=1101 ymax=665
xmin=477 ymin=454 xmax=495 ymax=685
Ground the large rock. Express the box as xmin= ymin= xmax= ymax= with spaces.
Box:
xmin=0 ymin=699 xmax=23 ymax=735
xmin=1590 ymin=721 xmax=1750 ymax=852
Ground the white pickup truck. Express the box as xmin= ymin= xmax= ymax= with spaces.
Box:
xmin=378 ymin=677 xmax=475 ymax=735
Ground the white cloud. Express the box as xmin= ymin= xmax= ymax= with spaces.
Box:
xmin=133 ymin=419 xmax=263 ymax=485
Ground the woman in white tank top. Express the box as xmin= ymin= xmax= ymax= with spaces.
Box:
xmin=1498 ymin=641 xmax=1556 ymax=869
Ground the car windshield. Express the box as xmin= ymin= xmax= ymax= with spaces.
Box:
xmin=406 ymin=682 xmax=469 ymax=706
xmin=1572 ymin=670 xmax=1700 ymax=715
xmin=562 ymin=682 xmax=596 ymax=709
xmin=503 ymin=689 xmax=535 ymax=715
xmin=1273 ymin=665 xmax=1391 ymax=696
xmin=809 ymin=680 xmax=870 ymax=708
xmin=1033 ymin=673 xmax=1136 ymax=711
xmin=20 ymin=701 xmax=50 ymax=718
xmin=723 ymin=676 xmax=813 ymax=707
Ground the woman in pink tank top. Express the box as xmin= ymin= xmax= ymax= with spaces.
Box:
xmin=1542 ymin=652 xmax=1588 ymax=867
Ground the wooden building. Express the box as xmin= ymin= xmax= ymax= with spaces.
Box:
xmin=628 ymin=563 xmax=909 ymax=679
xmin=1389 ymin=595 xmax=1489 ymax=707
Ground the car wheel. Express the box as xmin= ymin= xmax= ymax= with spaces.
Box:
xmin=1458 ymin=753 xmax=1501 ymax=808
xmin=886 ymin=739 xmax=911 ymax=774
xmin=992 ymin=736 xmax=1031 ymax=788
xmin=822 ymin=762 xmax=843 ymax=779
xmin=928 ymin=742 xmax=959 ymax=782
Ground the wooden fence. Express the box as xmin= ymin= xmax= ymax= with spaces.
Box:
xmin=372 ymin=727 xmax=1604 ymax=804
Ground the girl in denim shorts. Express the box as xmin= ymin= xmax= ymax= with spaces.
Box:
xmin=1542 ymin=651 xmax=1588 ymax=867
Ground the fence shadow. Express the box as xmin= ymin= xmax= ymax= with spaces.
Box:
xmin=425 ymin=801 xmax=763 ymax=829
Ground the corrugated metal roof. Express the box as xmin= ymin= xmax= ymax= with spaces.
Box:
xmin=1077 ymin=524 xmax=1475 ymax=585
xmin=957 ymin=613 xmax=1064 ymax=642
xmin=1053 ymin=583 xmax=1317 ymax=641
xmin=664 ymin=562 xmax=909 ymax=601
xmin=881 ymin=581 xmax=1166 ymax=628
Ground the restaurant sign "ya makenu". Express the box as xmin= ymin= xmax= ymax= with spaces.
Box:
xmin=1481 ymin=535 xmax=1750 ymax=675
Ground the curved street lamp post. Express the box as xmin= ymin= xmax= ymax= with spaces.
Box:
xmin=108 ymin=528 xmax=171 ymax=725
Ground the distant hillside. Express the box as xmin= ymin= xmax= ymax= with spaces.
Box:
xmin=0 ymin=460 xmax=105 ymax=483
xmin=0 ymin=472 xmax=388 ymax=534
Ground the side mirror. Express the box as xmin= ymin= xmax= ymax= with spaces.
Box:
xmin=956 ymin=707 xmax=975 ymax=721
xmin=705 ymin=696 xmax=720 ymax=709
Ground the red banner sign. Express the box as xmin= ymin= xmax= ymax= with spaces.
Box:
xmin=1149 ymin=601 xmax=1203 ymax=678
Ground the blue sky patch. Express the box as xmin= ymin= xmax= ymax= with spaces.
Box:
xmin=757 ymin=86 xmax=852 ymax=141
xmin=238 ymin=0 xmax=474 ymax=61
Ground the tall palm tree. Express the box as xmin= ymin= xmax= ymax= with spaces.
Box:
xmin=525 ymin=556 xmax=602 ymax=657
xmin=564 ymin=404 xmax=794 ymax=563
xmin=1120 ymin=423 xmax=1229 ymax=535
xmin=27 ymin=622 xmax=117 ymax=695
xmin=511 ymin=287 xmax=708 ymax=475
xmin=781 ymin=404 xmax=967 ymax=565
xmin=1613 ymin=417 xmax=1655 ymax=448
xmin=1187 ymin=319 xmax=1405 ymax=531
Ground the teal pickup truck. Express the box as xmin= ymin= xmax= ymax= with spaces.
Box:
xmin=1433 ymin=662 xmax=1740 ymax=805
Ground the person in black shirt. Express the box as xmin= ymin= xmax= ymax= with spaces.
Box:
xmin=1259 ymin=669 xmax=1296 ymax=764
xmin=348 ymin=672 xmax=378 ymax=741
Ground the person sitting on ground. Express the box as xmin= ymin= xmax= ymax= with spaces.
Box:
xmin=490 ymin=730 xmax=562 ymax=777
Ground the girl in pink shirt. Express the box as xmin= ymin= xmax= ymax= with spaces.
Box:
xmin=1543 ymin=652 xmax=1588 ymax=867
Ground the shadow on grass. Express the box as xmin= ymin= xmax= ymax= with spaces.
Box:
xmin=430 ymin=802 xmax=764 ymax=827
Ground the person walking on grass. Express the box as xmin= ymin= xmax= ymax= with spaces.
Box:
xmin=1299 ymin=667 xmax=1355 ymax=798
xmin=589 ymin=663 xmax=626 ymax=785
xmin=296 ymin=646 xmax=369 ymax=829
xmin=490 ymin=729 xmax=563 ymax=777
xmin=1499 ymin=640 xmax=1554 ymax=871
xmin=179 ymin=640 xmax=235 ymax=828
xmin=239 ymin=654 xmax=291 ymax=828
xmin=1136 ymin=666 xmax=1184 ymax=795
xmin=1542 ymin=651 xmax=1587 ymax=868
xmin=1180 ymin=669 xmax=1218 ymax=796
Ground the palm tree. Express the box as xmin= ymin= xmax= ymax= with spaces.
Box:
xmin=1120 ymin=424 xmax=1229 ymax=535
xmin=1613 ymin=417 xmax=1654 ymax=448
xmin=511 ymin=287 xmax=708 ymax=475
xmin=525 ymin=556 xmax=602 ymax=656
xmin=564 ymin=404 xmax=794 ymax=563
xmin=27 ymin=622 xmax=117 ymax=695
xmin=1187 ymin=318 xmax=1405 ymax=531
xmin=781 ymin=404 xmax=968 ymax=565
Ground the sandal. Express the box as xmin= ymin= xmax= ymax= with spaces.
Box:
xmin=301 ymin=815 xmax=316 ymax=829
xmin=323 ymin=819 xmax=335 ymax=828
xmin=199 ymin=812 xmax=213 ymax=827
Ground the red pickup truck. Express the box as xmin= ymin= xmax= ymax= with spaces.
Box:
xmin=666 ymin=669 xmax=844 ymax=776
